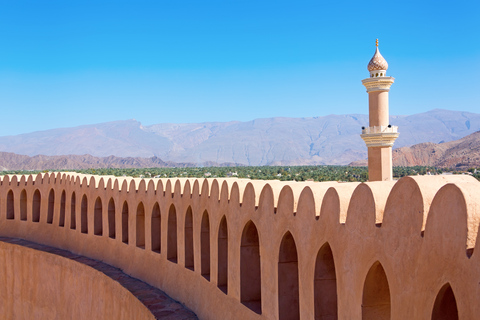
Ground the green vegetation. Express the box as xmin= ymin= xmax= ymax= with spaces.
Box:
xmin=0 ymin=165 xmax=453 ymax=182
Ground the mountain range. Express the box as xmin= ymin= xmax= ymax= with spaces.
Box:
xmin=0 ymin=109 xmax=479 ymax=167
xmin=392 ymin=131 xmax=480 ymax=169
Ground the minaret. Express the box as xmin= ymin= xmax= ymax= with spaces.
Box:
xmin=360 ymin=39 xmax=399 ymax=181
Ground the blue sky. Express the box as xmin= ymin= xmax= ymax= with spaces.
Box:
xmin=0 ymin=0 xmax=479 ymax=136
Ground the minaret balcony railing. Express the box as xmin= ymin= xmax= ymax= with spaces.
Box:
xmin=360 ymin=126 xmax=399 ymax=148
xmin=361 ymin=125 xmax=398 ymax=134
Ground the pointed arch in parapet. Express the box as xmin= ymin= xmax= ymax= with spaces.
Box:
xmin=424 ymin=181 xmax=480 ymax=257
xmin=59 ymin=172 xmax=67 ymax=183
xmin=297 ymin=182 xmax=341 ymax=220
xmin=167 ymin=204 xmax=178 ymax=263
xmin=81 ymin=194 xmax=88 ymax=234
xmin=217 ymin=215 xmax=228 ymax=293
xmin=32 ymin=189 xmax=41 ymax=222
xmin=382 ymin=176 xmax=426 ymax=237
xmin=74 ymin=176 xmax=82 ymax=187
xmin=70 ymin=192 xmax=76 ymax=229
xmin=6 ymin=189 xmax=14 ymax=220
xmin=20 ymin=189 xmax=27 ymax=221
xmin=136 ymin=202 xmax=145 ymax=248
xmin=94 ymin=197 xmax=103 ymax=236
xmin=174 ymin=179 xmax=187 ymax=198
xmin=34 ymin=173 xmax=43 ymax=185
xmin=120 ymin=180 xmax=129 ymax=194
xmin=156 ymin=180 xmax=164 ymax=197
xmin=15 ymin=175 xmax=25 ymax=187
xmin=276 ymin=185 xmax=297 ymax=217
xmin=128 ymin=180 xmax=137 ymax=194
xmin=260 ymin=180 xmax=284 ymax=209
xmin=63 ymin=173 xmax=72 ymax=185
xmin=2 ymin=175 xmax=10 ymax=186
xmin=191 ymin=179 xmax=201 ymax=198
xmin=183 ymin=180 xmax=192 ymax=199
xmin=105 ymin=177 xmax=114 ymax=191
xmin=278 ymin=231 xmax=299 ymax=320
xmin=81 ymin=177 xmax=89 ymax=189
xmin=26 ymin=175 xmax=34 ymax=186
xmin=53 ymin=172 xmax=61 ymax=183
xmin=297 ymin=186 xmax=317 ymax=220
xmin=345 ymin=182 xmax=394 ymax=229
xmin=286 ymin=183 xmax=306 ymax=215
xmin=151 ymin=202 xmax=161 ymax=253
xmin=229 ymin=180 xmax=248 ymax=206
xmin=242 ymin=182 xmax=257 ymax=210
xmin=258 ymin=183 xmax=275 ymax=215
xmin=97 ymin=177 xmax=106 ymax=191
xmin=243 ymin=181 xmax=268 ymax=210
xmin=431 ymin=283 xmax=459 ymax=320
xmin=122 ymin=201 xmax=129 ymax=244
xmin=137 ymin=179 xmax=147 ymax=194
xmin=314 ymin=242 xmax=337 ymax=319
xmin=110 ymin=178 xmax=119 ymax=192
xmin=19 ymin=175 xmax=27 ymax=187
xmin=200 ymin=210 xmax=211 ymax=280
xmin=44 ymin=172 xmax=52 ymax=184
xmin=201 ymin=179 xmax=210 ymax=199
xmin=89 ymin=176 xmax=98 ymax=189
xmin=45 ymin=172 xmax=54 ymax=184
xmin=108 ymin=198 xmax=115 ymax=238
xmin=9 ymin=175 xmax=18 ymax=187
xmin=362 ymin=261 xmax=391 ymax=320
xmin=47 ymin=189 xmax=55 ymax=224
xmin=164 ymin=180 xmax=173 ymax=198
xmin=320 ymin=183 xmax=359 ymax=224
xmin=59 ymin=190 xmax=66 ymax=227
xmin=240 ymin=220 xmax=262 ymax=314
xmin=220 ymin=180 xmax=233 ymax=203
xmin=210 ymin=179 xmax=221 ymax=202
xmin=146 ymin=180 xmax=156 ymax=195
xmin=184 ymin=206 xmax=194 ymax=270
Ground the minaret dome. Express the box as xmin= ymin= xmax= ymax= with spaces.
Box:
xmin=367 ymin=39 xmax=388 ymax=78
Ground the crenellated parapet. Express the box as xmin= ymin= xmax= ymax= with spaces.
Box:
xmin=0 ymin=172 xmax=479 ymax=319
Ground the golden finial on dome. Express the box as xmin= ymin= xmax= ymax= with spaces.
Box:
xmin=367 ymin=39 xmax=388 ymax=72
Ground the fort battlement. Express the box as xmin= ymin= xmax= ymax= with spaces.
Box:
xmin=0 ymin=172 xmax=479 ymax=319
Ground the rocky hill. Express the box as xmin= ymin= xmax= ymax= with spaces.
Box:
xmin=351 ymin=131 xmax=480 ymax=169
xmin=0 ymin=152 xmax=201 ymax=171
xmin=0 ymin=109 xmax=479 ymax=166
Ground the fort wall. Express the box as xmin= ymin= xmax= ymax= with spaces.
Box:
xmin=0 ymin=239 xmax=155 ymax=319
xmin=0 ymin=172 xmax=479 ymax=319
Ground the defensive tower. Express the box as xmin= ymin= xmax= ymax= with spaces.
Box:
xmin=361 ymin=39 xmax=399 ymax=181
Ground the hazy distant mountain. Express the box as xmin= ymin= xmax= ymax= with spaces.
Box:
xmin=0 ymin=109 xmax=479 ymax=166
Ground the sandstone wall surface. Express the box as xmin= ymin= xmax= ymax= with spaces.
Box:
xmin=0 ymin=240 xmax=155 ymax=320
xmin=0 ymin=172 xmax=478 ymax=319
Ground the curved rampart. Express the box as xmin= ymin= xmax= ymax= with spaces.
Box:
xmin=0 ymin=238 xmax=156 ymax=320
xmin=0 ymin=173 xmax=479 ymax=319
